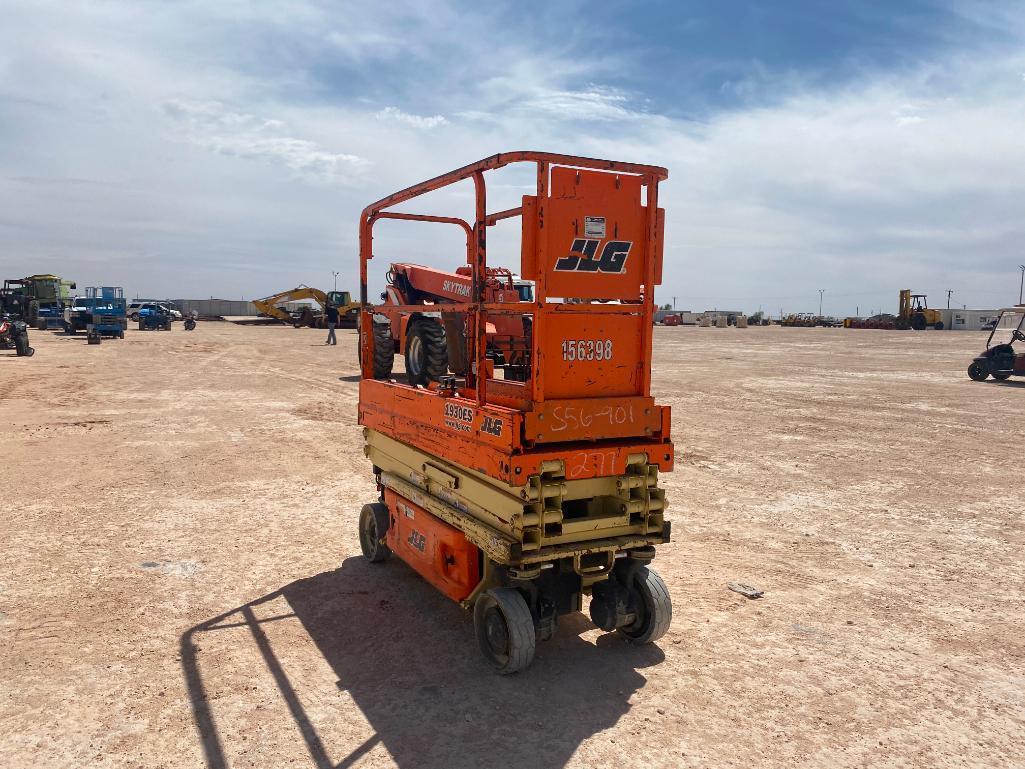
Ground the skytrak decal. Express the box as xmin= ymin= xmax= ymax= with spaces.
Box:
xmin=555 ymin=238 xmax=633 ymax=273
xmin=441 ymin=279 xmax=471 ymax=297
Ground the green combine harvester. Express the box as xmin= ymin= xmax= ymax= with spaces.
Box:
xmin=0 ymin=274 xmax=77 ymax=329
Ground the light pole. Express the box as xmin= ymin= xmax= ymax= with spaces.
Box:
xmin=332 ymin=271 xmax=340 ymax=292
xmin=1019 ymin=265 xmax=1024 ymax=305
xmin=946 ymin=289 xmax=953 ymax=309
xmin=818 ymin=289 xmax=825 ymax=317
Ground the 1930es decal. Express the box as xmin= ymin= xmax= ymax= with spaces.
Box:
xmin=555 ymin=238 xmax=633 ymax=273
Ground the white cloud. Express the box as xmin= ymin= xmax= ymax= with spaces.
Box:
xmin=375 ymin=106 xmax=448 ymax=129
xmin=160 ymin=100 xmax=367 ymax=184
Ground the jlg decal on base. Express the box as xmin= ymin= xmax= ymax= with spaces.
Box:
xmin=555 ymin=238 xmax=633 ymax=273
xmin=481 ymin=415 xmax=503 ymax=437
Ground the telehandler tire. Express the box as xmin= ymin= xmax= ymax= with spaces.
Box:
xmin=404 ymin=318 xmax=447 ymax=386
xmin=617 ymin=566 xmax=672 ymax=645
xmin=359 ymin=321 xmax=394 ymax=379
xmin=474 ymin=588 xmax=535 ymax=674
xmin=359 ymin=503 xmax=391 ymax=563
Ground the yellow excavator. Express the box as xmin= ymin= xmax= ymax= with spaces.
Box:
xmin=253 ymin=286 xmax=359 ymax=329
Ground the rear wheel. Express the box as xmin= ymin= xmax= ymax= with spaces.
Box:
xmin=358 ymin=503 xmax=391 ymax=563
xmin=404 ymin=318 xmax=447 ymax=386
xmin=992 ymin=372 xmax=1011 ymax=381
xmin=617 ymin=567 xmax=672 ymax=645
xmin=967 ymin=362 xmax=989 ymax=381
xmin=474 ymin=588 xmax=536 ymax=674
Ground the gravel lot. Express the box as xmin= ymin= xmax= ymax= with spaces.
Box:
xmin=1 ymin=322 xmax=1021 ymax=769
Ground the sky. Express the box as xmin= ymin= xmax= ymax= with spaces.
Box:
xmin=1 ymin=0 xmax=1024 ymax=316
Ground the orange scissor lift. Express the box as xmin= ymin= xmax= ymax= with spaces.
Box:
xmin=357 ymin=152 xmax=674 ymax=673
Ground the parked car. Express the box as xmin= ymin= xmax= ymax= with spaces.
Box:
xmin=128 ymin=302 xmax=182 ymax=322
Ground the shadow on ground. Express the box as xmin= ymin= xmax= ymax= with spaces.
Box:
xmin=182 ymin=556 xmax=662 ymax=769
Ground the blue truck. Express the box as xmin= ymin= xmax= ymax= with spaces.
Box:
xmin=64 ymin=287 xmax=127 ymax=343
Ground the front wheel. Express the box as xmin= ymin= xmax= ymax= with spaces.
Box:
xmin=404 ymin=318 xmax=447 ymax=386
xmin=617 ymin=566 xmax=672 ymax=645
xmin=358 ymin=503 xmax=391 ymax=563
xmin=967 ymin=362 xmax=989 ymax=382
xmin=474 ymin=588 xmax=536 ymax=674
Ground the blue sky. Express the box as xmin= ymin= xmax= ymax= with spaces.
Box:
xmin=1 ymin=0 xmax=1023 ymax=315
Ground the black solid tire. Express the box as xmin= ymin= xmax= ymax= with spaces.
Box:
xmin=992 ymin=372 xmax=1011 ymax=380
xmin=474 ymin=588 xmax=536 ymax=674
xmin=967 ymin=362 xmax=988 ymax=382
xmin=911 ymin=314 xmax=926 ymax=331
xmin=934 ymin=322 xmax=944 ymax=330
xmin=617 ymin=566 xmax=672 ymax=645
xmin=359 ymin=320 xmax=394 ymax=379
xmin=404 ymin=317 xmax=448 ymax=386
xmin=359 ymin=503 xmax=391 ymax=563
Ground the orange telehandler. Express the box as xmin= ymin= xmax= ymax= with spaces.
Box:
xmin=370 ymin=263 xmax=534 ymax=385
xmin=356 ymin=152 xmax=674 ymax=673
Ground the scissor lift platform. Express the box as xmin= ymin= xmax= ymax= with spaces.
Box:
xmin=357 ymin=152 xmax=675 ymax=673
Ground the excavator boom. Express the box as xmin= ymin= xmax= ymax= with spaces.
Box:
xmin=253 ymin=285 xmax=329 ymax=323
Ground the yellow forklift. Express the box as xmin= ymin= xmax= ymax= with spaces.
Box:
xmin=898 ymin=289 xmax=944 ymax=330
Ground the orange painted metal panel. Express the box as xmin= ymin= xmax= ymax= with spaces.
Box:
xmin=384 ymin=488 xmax=481 ymax=602
xmin=544 ymin=168 xmax=647 ymax=302
xmin=523 ymin=396 xmax=663 ymax=443
xmin=537 ymin=311 xmax=645 ymax=399
xmin=359 ymin=379 xmax=520 ymax=453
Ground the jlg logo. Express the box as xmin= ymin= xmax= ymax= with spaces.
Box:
xmin=407 ymin=529 xmax=426 ymax=552
xmin=555 ymin=239 xmax=632 ymax=274
xmin=481 ymin=415 xmax=503 ymax=437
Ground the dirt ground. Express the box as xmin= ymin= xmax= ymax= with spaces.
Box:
xmin=1 ymin=322 xmax=1022 ymax=769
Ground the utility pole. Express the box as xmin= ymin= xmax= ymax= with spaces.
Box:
xmin=946 ymin=289 xmax=953 ymax=309
xmin=1019 ymin=265 xmax=1025 ymax=305
xmin=332 ymin=271 xmax=340 ymax=292
xmin=672 ymin=296 xmax=676 ymax=309
xmin=818 ymin=289 xmax=825 ymax=317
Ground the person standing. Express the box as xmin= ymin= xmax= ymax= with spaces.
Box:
xmin=325 ymin=303 xmax=339 ymax=345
